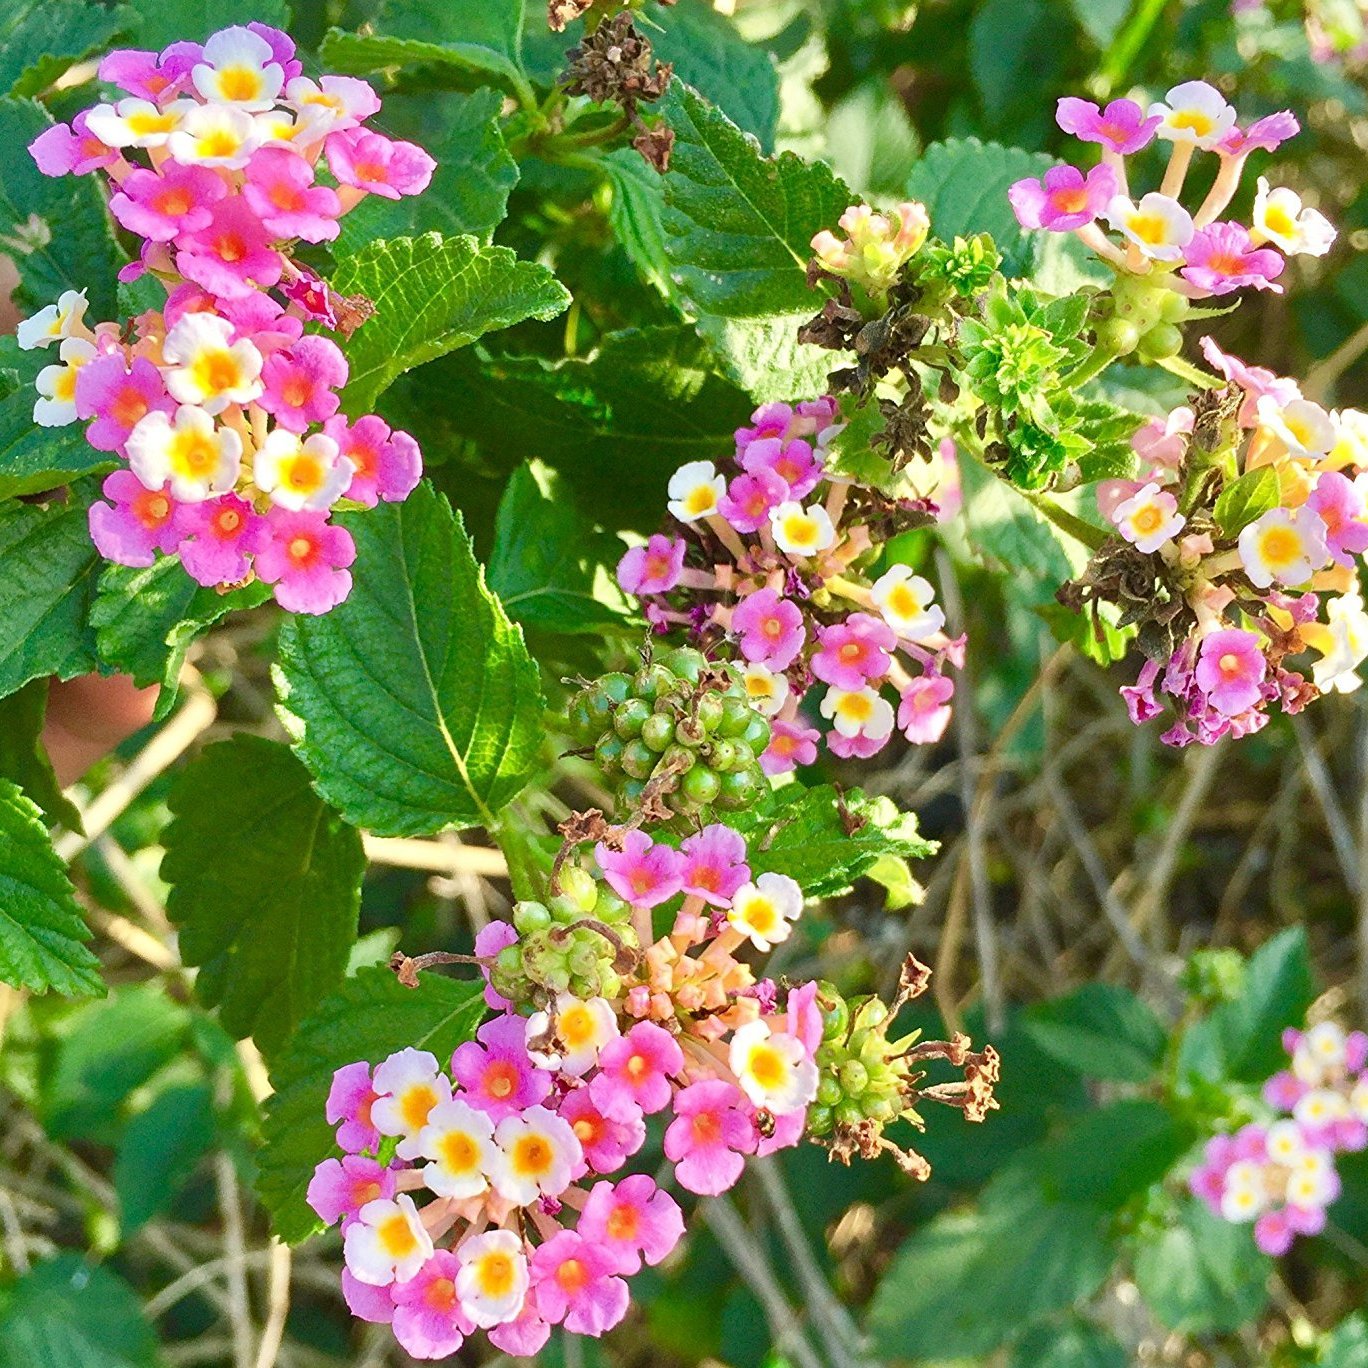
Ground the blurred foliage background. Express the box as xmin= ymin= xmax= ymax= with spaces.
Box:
xmin=2 ymin=0 xmax=1368 ymax=1365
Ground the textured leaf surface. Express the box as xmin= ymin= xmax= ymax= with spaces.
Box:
xmin=0 ymin=779 xmax=101 ymax=996
xmin=0 ymin=2 xmax=133 ymax=98
xmin=737 ymin=784 xmax=935 ymax=898
xmin=0 ymin=486 xmax=101 ymax=700
xmin=0 ymin=98 xmax=124 ymax=316
xmin=333 ymin=89 xmax=517 ymax=257
xmin=163 ymin=737 xmax=365 ymax=1059
xmin=0 ymin=1255 xmax=161 ymax=1368
xmin=332 ymin=232 xmax=570 ymax=413
xmin=489 ymin=462 xmax=629 ymax=635
xmin=906 ymin=138 xmax=1056 ymax=278
xmin=662 ymin=83 xmax=850 ymax=319
xmin=276 ymin=481 xmax=544 ymax=836
xmin=256 ymin=965 xmax=486 ymax=1242
xmin=91 ymin=559 xmax=269 ymax=718
xmin=0 ymin=383 xmax=115 ymax=499
xmin=0 ymin=679 xmax=82 ymax=828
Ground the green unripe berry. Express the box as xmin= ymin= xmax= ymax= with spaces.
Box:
xmin=557 ymin=865 xmax=599 ymax=914
xmin=818 ymin=985 xmax=849 ymax=1041
xmin=1159 ymin=290 xmax=1188 ymax=324
xmin=719 ymin=695 xmax=753 ymax=737
xmin=496 ymin=943 xmax=524 ymax=973
xmin=835 ymin=1101 xmax=866 ymax=1128
xmin=740 ymin=713 xmax=771 ymax=754
xmin=641 ymin=712 xmax=676 ymax=752
xmin=866 ymin=1095 xmax=897 ymax=1123
xmin=614 ymin=697 xmax=652 ymax=739
xmin=622 ymin=739 xmax=657 ymax=780
xmin=595 ymin=732 xmax=625 ymax=773
xmin=661 ymin=647 xmax=706 ymax=682
xmin=569 ymin=941 xmax=601 ymax=976
xmin=1137 ymin=322 xmax=1183 ymax=361
xmin=706 ymin=738 xmax=742 ymax=773
xmin=598 ymin=969 xmax=622 ymax=1000
xmin=695 ymin=693 xmax=724 ymax=731
xmin=808 ymin=1104 xmax=833 ymax=1136
xmin=634 ymin=663 xmax=675 ymax=701
xmin=838 ymin=1060 xmax=870 ymax=1096
xmin=1097 ymin=318 xmax=1139 ymax=356
xmin=660 ymin=743 xmax=696 ymax=775
xmin=600 ymin=672 xmax=632 ymax=705
xmin=717 ymin=765 xmax=762 ymax=809
xmin=513 ymin=901 xmax=551 ymax=934
xmin=817 ymin=1075 xmax=844 ymax=1108
xmin=568 ymin=697 xmax=596 ymax=742
xmin=675 ymin=716 xmax=706 ymax=747
xmin=681 ymin=765 xmax=721 ymax=806
xmin=622 ymin=778 xmax=646 ymax=806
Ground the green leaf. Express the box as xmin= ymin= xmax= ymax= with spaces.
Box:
xmin=662 ymin=81 xmax=851 ymax=319
xmin=163 ymin=737 xmax=365 ymax=1059
xmin=651 ymin=4 xmax=780 ymax=152
xmin=1178 ymin=927 xmax=1315 ymax=1085
xmin=332 ymin=232 xmax=570 ymax=413
xmin=0 ymin=98 xmax=124 ymax=317
xmin=0 ymin=1255 xmax=161 ymax=1368
xmin=1066 ymin=0 xmax=1133 ymax=48
xmin=906 ymin=138 xmax=1056 ymax=279
xmin=122 ymin=0 xmax=288 ymax=47
xmin=114 ymin=1083 xmax=217 ymax=1233
xmin=1133 ymin=1197 xmax=1271 ymax=1334
xmin=41 ymin=983 xmax=189 ymax=1141
xmin=0 ymin=384 xmax=116 ymax=499
xmin=321 ymin=0 xmax=532 ymax=103
xmin=1074 ymin=398 xmax=1142 ymax=484
xmin=333 ymin=88 xmax=518 ymax=258
xmin=256 ymin=965 xmax=487 ymax=1242
xmin=1322 ymin=1314 xmax=1368 ymax=1366
xmin=825 ymin=81 xmax=921 ymax=198
xmin=736 ymin=783 xmax=935 ymax=899
xmin=1035 ymin=1099 xmax=1190 ymax=1210
xmin=91 ymin=559 xmax=270 ymax=720
xmin=1022 ymin=983 xmax=1167 ymax=1083
xmin=1214 ymin=464 xmax=1281 ymax=538
xmin=489 ymin=462 xmax=629 ymax=635
xmin=694 ymin=312 xmax=835 ymax=404
xmin=0 ymin=679 xmax=82 ymax=829
xmin=275 ymin=481 xmax=544 ymax=836
xmin=1010 ymin=1319 xmax=1128 ymax=1368
xmin=0 ymin=779 xmax=101 ymax=997
xmin=869 ymin=1171 xmax=1115 ymax=1359
xmin=0 ymin=2 xmax=132 ymax=98
xmin=605 ymin=148 xmax=678 ymax=303
xmin=0 ymin=486 xmax=102 ymax=700
xmin=427 ymin=326 xmax=754 ymax=528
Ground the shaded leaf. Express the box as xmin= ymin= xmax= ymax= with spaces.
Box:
xmin=332 ymin=231 xmax=570 ymax=413
xmin=114 ymin=1084 xmax=217 ymax=1233
xmin=1010 ymin=1319 xmax=1128 ymax=1368
xmin=163 ymin=736 xmax=365 ymax=1059
xmin=123 ymin=0 xmax=288 ymax=47
xmin=0 ymin=779 xmax=101 ymax=997
xmin=256 ymin=965 xmax=486 ymax=1242
xmin=275 ymin=481 xmax=544 ymax=836
xmin=0 ymin=679 xmax=83 ymax=828
xmin=0 ymin=2 xmax=133 ymax=98
xmin=1023 ymin=983 xmax=1167 ymax=1083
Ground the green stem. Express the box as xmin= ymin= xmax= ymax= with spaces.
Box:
xmin=1098 ymin=0 xmax=1169 ymax=95
xmin=1022 ymin=491 xmax=1110 ymax=553
xmin=1060 ymin=345 xmax=1120 ymax=393
xmin=1158 ymin=354 xmax=1224 ymax=390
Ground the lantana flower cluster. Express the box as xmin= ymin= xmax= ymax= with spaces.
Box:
xmin=313 ymin=821 xmax=996 ymax=1356
xmin=618 ymin=398 xmax=964 ymax=771
xmin=1064 ymin=339 xmax=1368 ymax=744
xmin=1009 ymin=84 xmax=1333 ymax=359
xmin=1191 ymin=1021 xmax=1368 ymax=1254
xmin=22 ymin=25 xmax=432 ymax=613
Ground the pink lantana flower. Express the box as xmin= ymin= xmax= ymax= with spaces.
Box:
xmin=594 ymin=830 xmax=684 ymax=909
xmin=898 ymin=672 xmax=955 ymax=744
xmin=97 ymin=45 xmax=200 ymax=103
xmin=176 ymin=199 xmax=282 ymax=299
xmin=391 ymin=1251 xmax=474 ymax=1361
xmin=450 ymin=1013 xmax=552 ymax=1121
xmin=176 ymin=494 xmax=261 ymax=586
xmin=326 ymin=1061 xmax=382 ymax=1154
xmin=558 ymin=1086 xmax=646 ymax=1175
xmin=474 ymin=921 xmax=517 ymax=1010
xmin=1308 ymin=471 xmax=1368 ymax=566
xmin=739 ymin=435 xmax=824 ymax=499
xmin=253 ymin=508 xmax=355 ymax=614
xmin=29 ymin=111 xmax=119 ymax=177
xmin=244 ymin=147 xmax=343 ymax=242
xmin=731 ymin=587 xmax=805 ymax=670
xmin=718 ymin=469 xmax=789 ymax=534
xmin=321 ymin=415 xmax=421 ymax=507
xmin=109 ymin=164 xmax=226 ymax=242
xmin=260 ymin=336 xmax=348 ymax=432
xmin=578 ymin=1175 xmax=685 ymax=1274
xmin=530 ymin=1231 xmax=629 ymax=1338
xmin=678 ymin=824 xmax=750 ymax=906
xmin=1219 ymin=110 xmax=1300 ymax=156
xmin=590 ymin=1021 xmax=684 ymax=1119
xmin=761 ymin=719 xmax=820 ymax=775
xmin=307 ymin=1154 xmax=396 ymax=1227
xmin=810 ymin=612 xmax=897 ymax=690
xmin=1195 ymin=629 xmax=1267 ymax=716
xmin=74 ymin=354 xmax=175 ymax=453
xmin=663 ymin=1078 xmax=757 ymax=1195
xmin=1181 ymin=222 xmax=1285 ymax=296
xmin=486 ymin=1293 xmax=552 ymax=1357
xmin=1008 ymin=163 xmax=1117 ymax=232
xmin=617 ymin=534 xmax=686 ymax=596
xmin=1055 ymin=96 xmax=1161 ymax=153
xmin=88 ymin=470 xmax=183 ymax=567
xmin=342 ymin=1270 xmax=394 ymax=1325
xmin=326 ymin=127 xmax=436 ymax=200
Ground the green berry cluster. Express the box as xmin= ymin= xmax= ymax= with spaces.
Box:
xmin=1094 ymin=273 xmax=1189 ymax=362
xmin=565 ymin=648 xmax=771 ymax=824
xmin=490 ymin=865 xmax=636 ymax=1006
xmin=807 ymin=987 xmax=913 ymax=1136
